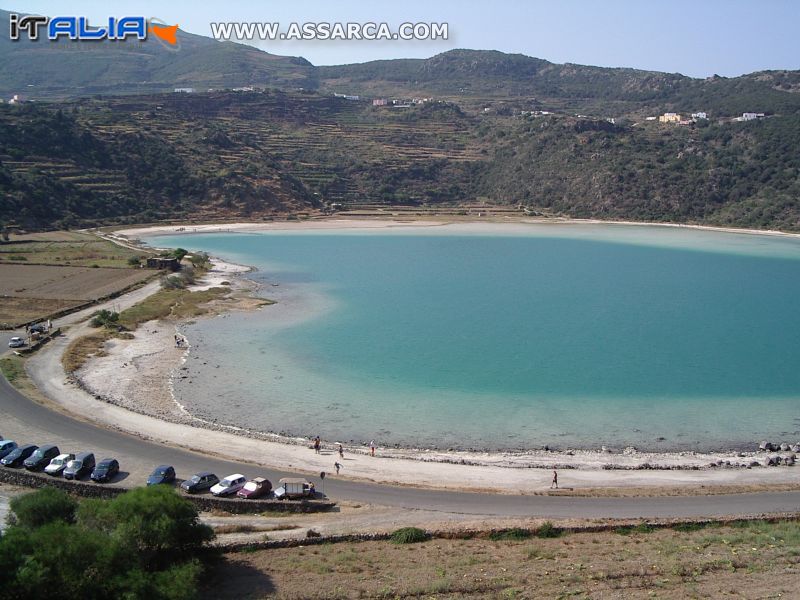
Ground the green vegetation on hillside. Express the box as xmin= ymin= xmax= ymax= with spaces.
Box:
xmin=2 ymin=86 xmax=799 ymax=231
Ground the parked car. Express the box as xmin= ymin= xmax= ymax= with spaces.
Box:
xmin=63 ymin=452 xmax=95 ymax=480
xmin=90 ymin=458 xmax=119 ymax=483
xmin=237 ymin=477 xmax=272 ymax=499
xmin=273 ymin=477 xmax=315 ymax=500
xmin=24 ymin=444 xmax=60 ymax=471
xmin=180 ymin=471 xmax=219 ymax=494
xmin=147 ymin=465 xmax=176 ymax=486
xmin=210 ymin=474 xmax=247 ymax=497
xmin=8 ymin=337 xmax=26 ymax=348
xmin=0 ymin=440 xmax=18 ymax=460
xmin=44 ymin=453 xmax=75 ymax=476
xmin=1 ymin=444 xmax=37 ymax=467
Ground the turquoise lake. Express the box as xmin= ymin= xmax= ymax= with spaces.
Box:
xmin=148 ymin=224 xmax=800 ymax=451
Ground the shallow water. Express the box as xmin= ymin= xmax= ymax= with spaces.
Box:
xmin=147 ymin=224 xmax=800 ymax=451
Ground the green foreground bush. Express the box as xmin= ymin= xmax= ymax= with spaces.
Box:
xmin=390 ymin=527 xmax=429 ymax=544
xmin=0 ymin=486 xmax=214 ymax=599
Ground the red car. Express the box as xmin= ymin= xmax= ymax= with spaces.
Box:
xmin=237 ymin=477 xmax=272 ymax=499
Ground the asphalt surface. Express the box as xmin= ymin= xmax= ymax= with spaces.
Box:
xmin=3 ymin=373 xmax=800 ymax=518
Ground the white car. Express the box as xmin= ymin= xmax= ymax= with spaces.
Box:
xmin=8 ymin=337 xmax=26 ymax=348
xmin=44 ymin=453 xmax=75 ymax=476
xmin=210 ymin=473 xmax=247 ymax=496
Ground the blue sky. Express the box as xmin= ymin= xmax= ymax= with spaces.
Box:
xmin=3 ymin=0 xmax=799 ymax=77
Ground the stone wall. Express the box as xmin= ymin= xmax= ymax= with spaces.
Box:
xmin=0 ymin=468 xmax=336 ymax=513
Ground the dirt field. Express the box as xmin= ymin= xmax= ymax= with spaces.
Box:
xmin=207 ymin=520 xmax=800 ymax=599
xmin=0 ymin=231 xmax=143 ymax=268
xmin=0 ymin=264 xmax=153 ymax=326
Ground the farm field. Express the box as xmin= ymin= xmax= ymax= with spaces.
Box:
xmin=209 ymin=520 xmax=800 ymax=599
xmin=0 ymin=231 xmax=143 ymax=268
xmin=0 ymin=263 xmax=153 ymax=327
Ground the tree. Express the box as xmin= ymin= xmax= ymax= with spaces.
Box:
xmin=0 ymin=487 xmax=214 ymax=599
xmin=77 ymin=485 xmax=214 ymax=569
xmin=8 ymin=487 xmax=77 ymax=528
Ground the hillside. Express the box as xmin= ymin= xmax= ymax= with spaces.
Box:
xmin=0 ymin=9 xmax=315 ymax=98
xmin=1 ymin=90 xmax=799 ymax=231
xmin=2 ymin=9 xmax=800 ymax=119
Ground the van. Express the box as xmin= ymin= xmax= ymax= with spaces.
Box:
xmin=24 ymin=444 xmax=60 ymax=471
xmin=63 ymin=452 xmax=95 ymax=480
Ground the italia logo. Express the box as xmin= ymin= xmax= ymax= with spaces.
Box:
xmin=8 ymin=14 xmax=180 ymax=48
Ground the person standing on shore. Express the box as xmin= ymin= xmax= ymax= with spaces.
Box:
xmin=338 ymin=444 xmax=344 ymax=459
xmin=551 ymin=469 xmax=558 ymax=489
xmin=313 ymin=436 xmax=321 ymax=454
xmin=370 ymin=440 xmax=375 ymax=457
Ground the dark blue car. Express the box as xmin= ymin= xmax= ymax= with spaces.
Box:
xmin=146 ymin=465 xmax=176 ymax=486
xmin=1 ymin=444 xmax=37 ymax=467
xmin=90 ymin=458 xmax=119 ymax=483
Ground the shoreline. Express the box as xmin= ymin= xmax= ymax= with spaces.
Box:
xmin=113 ymin=216 xmax=800 ymax=241
xmin=68 ymin=226 xmax=800 ymax=480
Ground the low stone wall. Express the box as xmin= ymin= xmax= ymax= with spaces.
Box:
xmin=0 ymin=469 xmax=336 ymax=513
xmin=221 ymin=514 xmax=800 ymax=552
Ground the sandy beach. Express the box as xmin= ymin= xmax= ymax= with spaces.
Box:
xmin=115 ymin=217 xmax=800 ymax=241
xmin=20 ymin=221 xmax=793 ymax=493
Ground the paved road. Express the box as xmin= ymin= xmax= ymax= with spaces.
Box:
xmin=3 ymin=374 xmax=800 ymax=518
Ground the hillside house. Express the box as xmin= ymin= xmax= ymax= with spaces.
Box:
xmin=658 ymin=112 xmax=681 ymax=123
xmin=736 ymin=112 xmax=765 ymax=121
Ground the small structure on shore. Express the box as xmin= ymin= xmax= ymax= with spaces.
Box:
xmin=146 ymin=257 xmax=180 ymax=271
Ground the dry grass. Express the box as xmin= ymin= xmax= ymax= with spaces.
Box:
xmin=214 ymin=524 xmax=301 ymax=535
xmin=207 ymin=519 xmax=800 ymax=599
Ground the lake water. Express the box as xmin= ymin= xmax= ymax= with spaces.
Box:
xmin=147 ymin=224 xmax=800 ymax=451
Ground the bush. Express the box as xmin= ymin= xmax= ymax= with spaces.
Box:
xmin=77 ymin=485 xmax=214 ymax=569
xmin=489 ymin=528 xmax=531 ymax=541
xmin=8 ymin=488 xmax=78 ymax=528
xmin=0 ymin=486 xmax=214 ymax=599
xmin=127 ymin=256 xmax=142 ymax=266
xmin=390 ymin=527 xmax=429 ymax=544
xmin=90 ymin=309 xmax=119 ymax=328
xmin=535 ymin=522 xmax=561 ymax=538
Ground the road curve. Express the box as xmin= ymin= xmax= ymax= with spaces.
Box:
xmin=2 ymin=373 xmax=800 ymax=519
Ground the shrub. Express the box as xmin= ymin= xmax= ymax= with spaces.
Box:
xmin=0 ymin=486 xmax=216 ymax=598
xmin=127 ymin=256 xmax=142 ymax=266
xmin=535 ymin=522 xmax=561 ymax=538
xmin=8 ymin=488 xmax=78 ymax=529
xmin=489 ymin=528 xmax=532 ymax=541
xmin=77 ymin=485 xmax=214 ymax=569
xmin=390 ymin=527 xmax=429 ymax=544
xmin=90 ymin=309 xmax=120 ymax=328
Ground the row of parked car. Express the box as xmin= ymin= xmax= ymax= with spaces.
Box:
xmin=0 ymin=441 xmax=118 ymax=482
xmin=0 ymin=437 xmax=315 ymax=499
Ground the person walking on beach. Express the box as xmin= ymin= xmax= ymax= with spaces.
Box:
xmin=370 ymin=440 xmax=375 ymax=457
xmin=338 ymin=444 xmax=344 ymax=459
xmin=551 ymin=469 xmax=558 ymax=489
xmin=313 ymin=436 xmax=321 ymax=454
xmin=334 ymin=462 xmax=342 ymax=475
